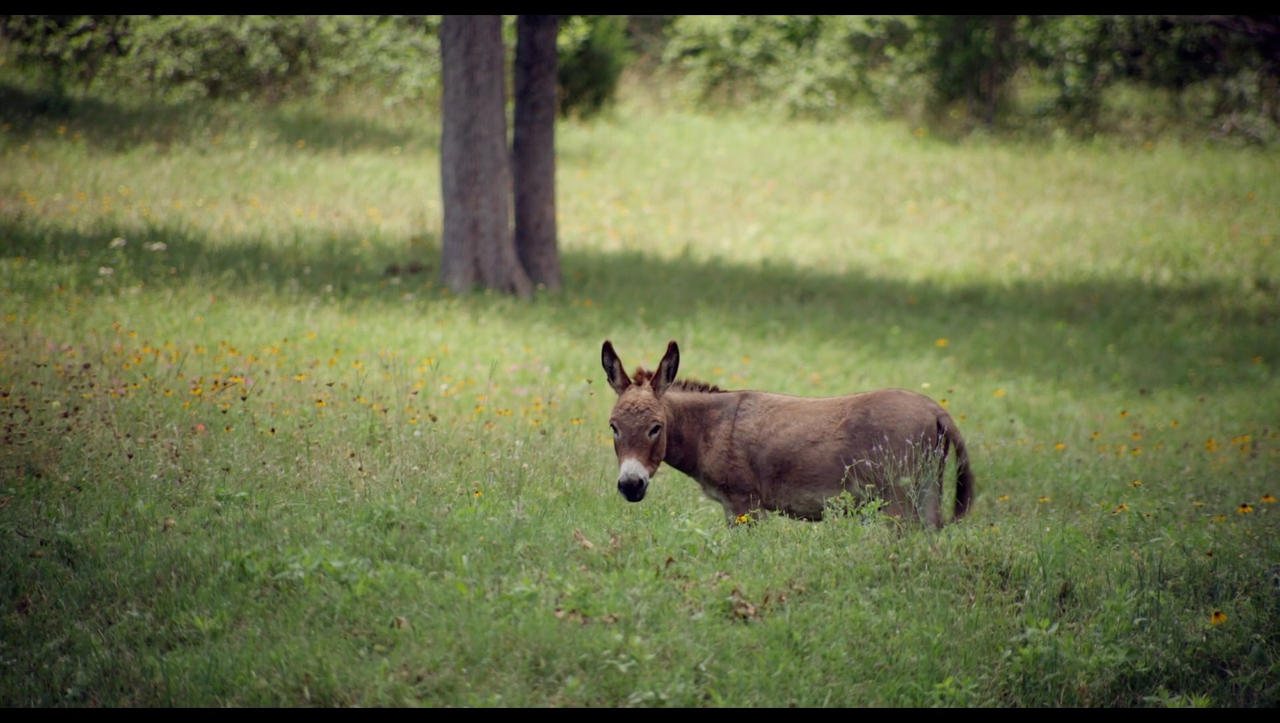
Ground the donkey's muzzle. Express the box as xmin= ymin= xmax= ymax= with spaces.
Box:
xmin=617 ymin=477 xmax=648 ymax=502
xmin=616 ymin=458 xmax=650 ymax=502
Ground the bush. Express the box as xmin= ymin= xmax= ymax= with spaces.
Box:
xmin=556 ymin=15 xmax=634 ymax=118
xmin=662 ymin=15 xmax=919 ymax=117
xmin=1 ymin=15 xmax=639 ymax=117
xmin=0 ymin=16 xmax=441 ymax=105
xmin=6 ymin=15 xmax=1277 ymax=141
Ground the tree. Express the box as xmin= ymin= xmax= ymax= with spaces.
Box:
xmin=513 ymin=15 xmax=562 ymax=289
xmin=439 ymin=15 xmax=532 ymax=297
xmin=919 ymin=15 xmax=1021 ymax=126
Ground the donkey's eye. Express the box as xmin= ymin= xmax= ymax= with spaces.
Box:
xmin=609 ymin=423 xmax=619 ymax=437
xmin=648 ymin=424 xmax=662 ymax=439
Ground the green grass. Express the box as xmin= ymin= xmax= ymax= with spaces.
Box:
xmin=1 ymin=85 xmax=1278 ymax=706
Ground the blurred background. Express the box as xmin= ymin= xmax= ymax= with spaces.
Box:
xmin=2 ymin=15 xmax=1277 ymax=143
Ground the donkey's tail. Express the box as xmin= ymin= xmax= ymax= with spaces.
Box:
xmin=939 ymin=417 xmax=975 ymax=521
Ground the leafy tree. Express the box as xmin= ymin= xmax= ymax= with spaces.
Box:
xmin=0 ymin=15 xmax=441 ymax=104
xmin=556 ymin=15 xmax=633 ymax=118
xmin=0 ymin=15 xmax=129 ymax=95
xmin=1024 ymin=16 xmax=1280 ymax=138
xmin=916 ymin=15 xmax=1023 ymax=125
xmin=662 ymin=15 xmax=917 ymax=117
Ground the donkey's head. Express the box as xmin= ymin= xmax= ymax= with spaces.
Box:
xmin=601 ymin=340 xmax=679 ymax=503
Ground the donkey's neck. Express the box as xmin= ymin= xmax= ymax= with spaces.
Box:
xmin=661 ymin=390 xmax=739 ymax=479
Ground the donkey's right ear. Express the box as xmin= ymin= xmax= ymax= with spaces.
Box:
xmin=601 ymin=341 xmax=631 ymax=395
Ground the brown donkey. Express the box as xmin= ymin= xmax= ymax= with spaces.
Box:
xmin=602 ymin=340 xmax=974 ymax=527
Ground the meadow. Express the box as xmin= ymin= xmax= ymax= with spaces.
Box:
xmin=1 ymin=84 xmax=1278 ymax=706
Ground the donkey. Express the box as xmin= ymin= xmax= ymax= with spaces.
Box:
xmin=602 ymin=340 xmax=974 ymax=527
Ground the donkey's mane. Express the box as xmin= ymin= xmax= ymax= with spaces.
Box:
xmin=632 ymin=367 xmax=722 ymax=393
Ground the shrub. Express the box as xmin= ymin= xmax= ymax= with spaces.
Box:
xmin=556 ymin=15 xmax=634 ymax=118
xmin=0 ymin=16 xmax=441 ymax=104
xmin=662 ymin=15 xmax=918 ymax=117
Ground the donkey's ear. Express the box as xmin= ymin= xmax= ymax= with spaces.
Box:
xmin=653 ymin=340 xmax=680 ymax=397
xmin=601 ymin=341 xmax=631 ymax=395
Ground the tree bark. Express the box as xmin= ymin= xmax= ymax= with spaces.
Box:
xmin=513 ymin=15 xmax=562 ymax=290
xmin=440 ymin=15 xmax=532 ymax=297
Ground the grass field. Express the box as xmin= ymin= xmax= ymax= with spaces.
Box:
xmin=1 ymin=85 xmax=1278 ymax=706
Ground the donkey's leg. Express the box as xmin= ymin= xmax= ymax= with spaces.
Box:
xmin=900 ymin=440 xmax=943 ymax=528
xmin=924 ymin=459 xmax=944 ymax=529
xmin=917 ymin=439 xmax=946 ymax=529
xmin=722 ymin=505 xmax=742 ymax=526
xmin=878 ymin=480 xmax=912 ymax=523
xmin=723 ymin=495 xmax=765 ymax=525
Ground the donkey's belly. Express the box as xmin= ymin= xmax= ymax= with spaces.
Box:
xmin=764 ymin=454 xmax=906 ymax=520
xmin=768 ymin=488 xmax=837 ymax=520
xmin=764 ymin=465 xmax=849 ymax=520
xmin=694 ymin=477 xmax=734 ymax=509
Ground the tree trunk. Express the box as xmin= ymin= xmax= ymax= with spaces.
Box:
xmin=440 ymin=15 xmax=532 ymax=297
xmin=513 ymin=15 xmax=562 ymax=290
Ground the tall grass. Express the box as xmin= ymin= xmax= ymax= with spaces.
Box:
xmin=1 ymin=86 xmax=1277 ymax=706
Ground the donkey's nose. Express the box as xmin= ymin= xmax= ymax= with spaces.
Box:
xmin=618 ymin=477 xmax=648 ymax=502
xmin=616 ymin=458 xmax=649 ymax=502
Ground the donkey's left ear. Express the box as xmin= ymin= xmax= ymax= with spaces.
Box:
xmin=653 ymin=340 xmax=680 ymax=397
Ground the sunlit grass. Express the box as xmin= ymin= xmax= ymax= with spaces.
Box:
xmin=1 ymin=88 xmax=1278 ymax=706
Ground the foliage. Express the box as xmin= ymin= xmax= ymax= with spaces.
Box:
xmin=556 ymin=16 xmax=634 ymax=118
xmin=662 ymin=15 xmax=920 ymax=117
xmin=1020 ymin=16 xmax=1110 ymax=121
xmin=659 ymin=15 xmax=1280 ymax=139
xmin=0 ymin=15 xmax=635 ymax=114
xmin=8 ymin=15 xmax=1278 ymax=139
xmin=0 ymin=16 xmax=129 ymax=93
xmin=916 ymin=15 xmax=1025 ymax=124
xmin=1033 ymin=15 xmax=1280 ymax=141
xmin=1 ymin=92 xmax=1278 ymax=705
xmin=0 ymin=16 xmax=441 ymax=105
